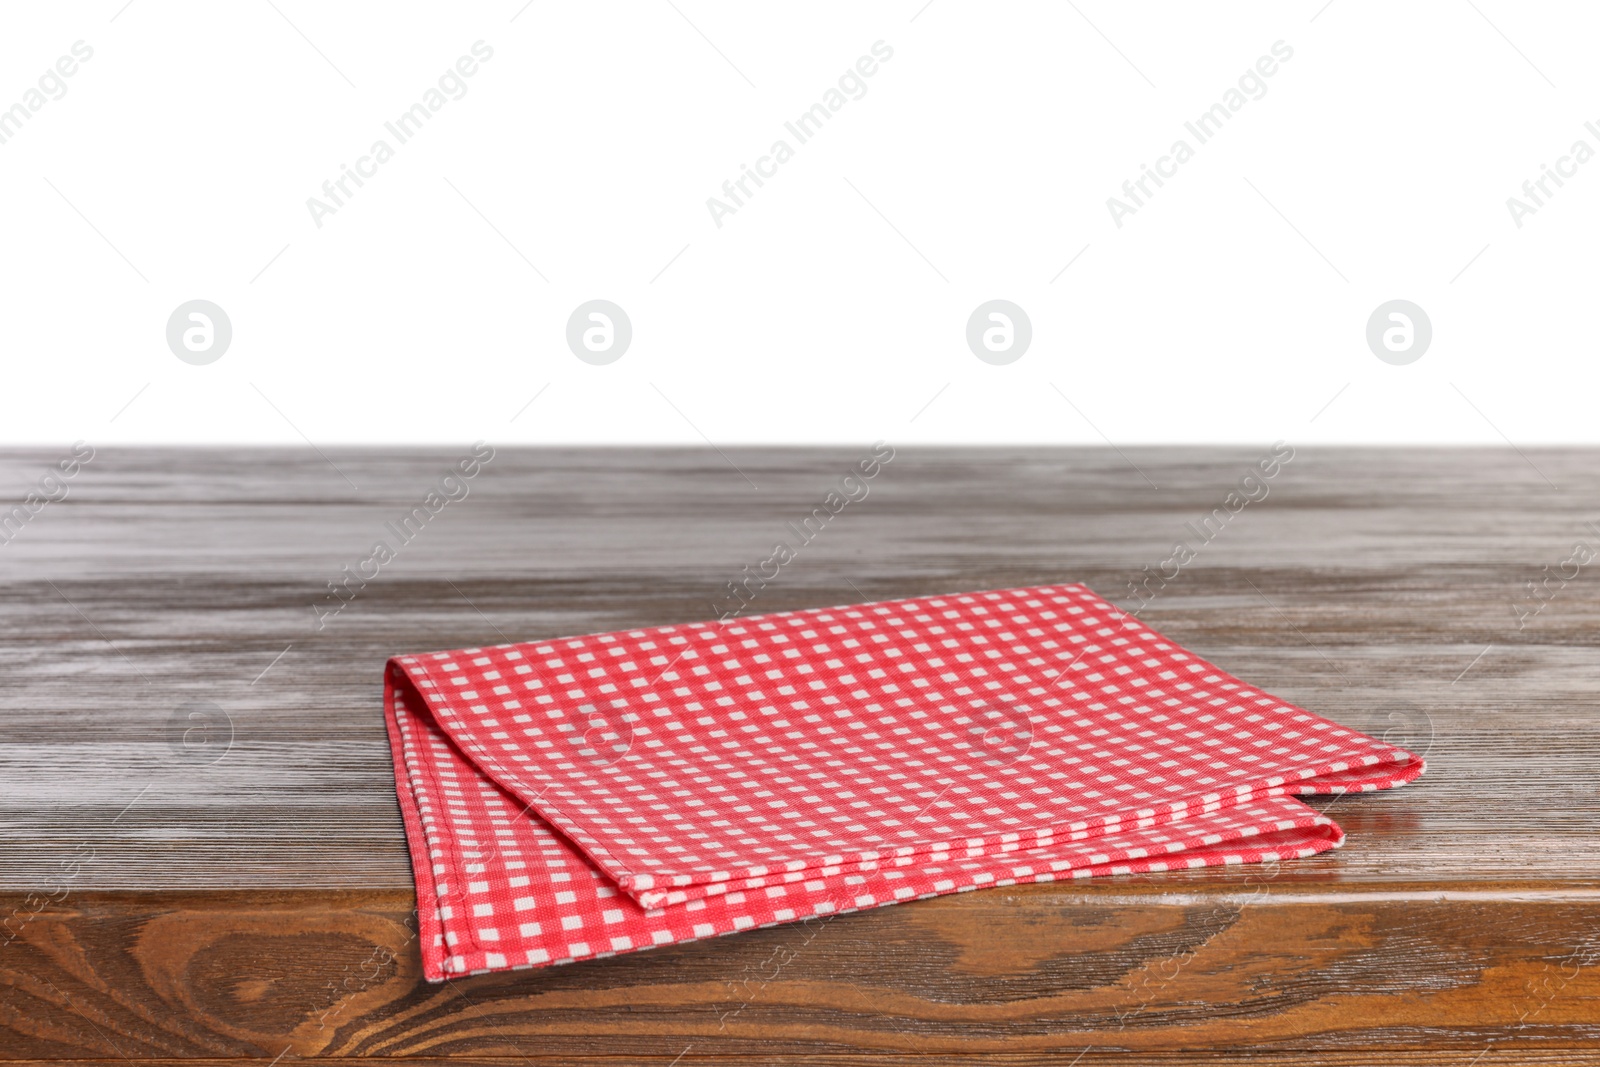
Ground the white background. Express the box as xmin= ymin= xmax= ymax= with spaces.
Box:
xmin=1 ymin=1 xmax=1595 ymax=445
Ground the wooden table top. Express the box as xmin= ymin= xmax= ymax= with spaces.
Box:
xmin=3 ymin=447 xmax=1597 ymax=1064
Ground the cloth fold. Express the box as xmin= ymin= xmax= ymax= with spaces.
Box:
xmin=384 ymin=582 xmax=1422 ymax=981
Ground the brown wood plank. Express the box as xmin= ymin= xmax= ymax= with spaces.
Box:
xmin=2 ymin=447 xmax=1598 ymax=1059
xmin=18 ymin=1062 xmax=1600 ymax=1067
xmin=5 ymin=886 xmax=1600 ymax=1058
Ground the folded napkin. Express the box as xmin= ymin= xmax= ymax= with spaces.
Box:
xmin=384 ymin=582 xmax=1422 ymax=981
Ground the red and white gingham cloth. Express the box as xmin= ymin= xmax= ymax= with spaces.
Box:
xmin=383 ymin=582 xmax=1423 ymax=981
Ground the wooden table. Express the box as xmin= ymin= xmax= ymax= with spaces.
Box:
xmin=3 ymin=447 xmax=1597 ymax=1065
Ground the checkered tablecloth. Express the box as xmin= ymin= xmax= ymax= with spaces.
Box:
xmin=384 ymin=583 xmax=1423 ymax=981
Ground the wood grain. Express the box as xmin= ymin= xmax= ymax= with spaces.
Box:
xmin=2 ymin=446 xmax=1598 ymax=1060
xmin=5 ymin=885 xmax=1600 ymax=1059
